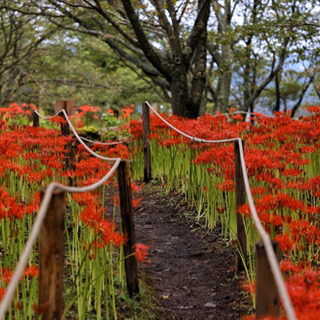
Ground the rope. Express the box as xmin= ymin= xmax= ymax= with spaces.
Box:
xmin=0 ymin=159 xmax=121 ymax=319
xmin=144 ymin=101 xmax=296 ymax=320
xmin=147 ymin=104 xmax=238 ymax=144
xmin=237 ymin=139 xmax=296 ymax=320
xmin=35 ymin=110 xmax=118 ymax=162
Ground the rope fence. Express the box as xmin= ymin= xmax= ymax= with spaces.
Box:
xmin=34 ymin=109 xmax=118 ymax=162
xmin=0 ymin=103 xmax=139 ymax=319
xmin=0 ymin=100 xmax=296 ymax=319
xmin=142 ymin=101 xmax=296 ymax=320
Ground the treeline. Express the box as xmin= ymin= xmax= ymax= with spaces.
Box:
xmin=0 ymin=1 xmax=319 ymax=117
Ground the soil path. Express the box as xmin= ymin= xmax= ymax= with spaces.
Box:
xmin=134 ymin=183 xmax=247 ymax=320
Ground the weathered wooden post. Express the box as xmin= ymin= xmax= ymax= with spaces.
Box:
xmin=256 ymin=241 xmax=280 ymax=318
xmin=55 ymin=101 xmax=76 ymax=185
xmin=117 ymin=160 xmax=139 ymax=296
xmin=55 ymin=100 xmax=76 ymax=116
xmin=32 ymin=111 xmax=39 ymax=128
xmin=234 ymin=139 xmax=247 ymax=271
xmin=39 ymin=188 xmax=65 ymax=319
xmin=142 ymin=102 xmax=151 ymax=183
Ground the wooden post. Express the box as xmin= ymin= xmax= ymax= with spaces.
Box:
xmin=39 ymin=188 xmax=65 ymax=319
xmin=55 ymin=100 xmax=76 ymax=116
xmin=55 ymin=101 xmax=75 ymax=185
xmin=117 ymin=160 xmax=139 ymax=296
xmin=32 ymin=111 xmax=39 ymax=127
xmin=234 ymin=139 xmax=247 ymax=271
xmin=256 ymin=241 xmax=280 ymax=318
xmin=142 ymin=102 xmax=151 ymax=183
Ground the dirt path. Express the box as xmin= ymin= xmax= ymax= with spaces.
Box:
xmin=134 ymin=183 xmax=247 ymax=320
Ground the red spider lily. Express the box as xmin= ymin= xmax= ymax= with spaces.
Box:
xmin=289 ymin=219 xmax=319 ymax=244
xmin=79 ymin=105 xmax=101 ymax=114
xmin=285 ymin=268 xmax=320 ymax=319
xmin=75 ymin=192 xmax=125 ymax=248
xmin=121 ymin=105 xmax=134 ymax=118
xmin=1 ymin=267 xmax=13 ymax=285
xmin=72 ymin=192 xmax=95 ymax=205
xmin=218 ymin=179 xmax=235 ymax=192
xmin=251 ymin=186 xmax=267 ymax=195
xmin=107 ymin=144 xmax=130 ymax=159
xmin=280 ymin=259 xmax=299 ymax=274
xmin=0 ymin=188 xmax=25 ymax=220
xmin=134 ymin=243 xmax=150 ymax=264
xmin=0 ymin=102 xmax=37 ymax=118
xmin=240 ymin=279 xmax=256 ymax=295
xmin=76 ymin=117 xmax=84 ymax=128
xmin=131 ymin=182 xmax=144 ymax=193
xmin=128 ymin=119 xmax=143 ymax=139
xmin=24 ymin=265 xmax=39 ymax=277
xmin=275 ymin=234 xmax=293 ymax=253
xmin=49 ymin=115 xmax=67 ymax=125
xmin=97 ymin=219 xmax=124 ymax=247
xmin=271 ymin=214 xmax=284 ymax=227
xmin=306 ymin=105 xmax=320 ymax=113
xmin=132 ymin=197 xmax=142 ymax=208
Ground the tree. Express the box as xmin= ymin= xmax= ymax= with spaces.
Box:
xmin=1 ymin=29 xmax=164 ymax=111
xmin=12 ymin=0 xmax=211 ymax=118
xmin=0 ymin=3 xmax=55 ymax=105
xmin=237 ymin=0 xmax=320 ymax=113
xmin=2 ymin=0 xmax=320 ymax=117
xmin=207 ymin=0 xmax=319 ymax=114
xmin=261 ymin=70 xmax=314 ymax=116
xmin=207 ymin=0 xmax=234 ymax=113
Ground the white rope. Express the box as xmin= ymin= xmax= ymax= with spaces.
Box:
xmin=144 ymin=101 xmax=296 ymax=320
xmin=79 ymin=136 xmax=125 ymax=146
xmin=237 ymin=139 xmax=296 ymax=320
xmin=146 ymin=104 xmax=238 ymax=144
xmin=35 ymin=110 xmax=118 ymax=162
xmin=0 ymin=159 xmax=121 ymax=319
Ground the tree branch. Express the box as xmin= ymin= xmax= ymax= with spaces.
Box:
xmin=121 ymin=0 xmax=172 ymax=80
xmin=185 ymin=0 xmax=211 ymax=62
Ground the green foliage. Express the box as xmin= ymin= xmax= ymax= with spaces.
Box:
xmin=1 ymin=0 xmax=320 ymax=115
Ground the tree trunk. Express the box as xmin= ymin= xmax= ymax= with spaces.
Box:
xmin=215 ymin=67 xmax=232 ymax=113
xmin=211 ymin=0 xmax=233 ymax=113
xmin=274 ymin=74 xmax=281 ymax=112
xmin=291 ymin=76 xmax=314 ymax=117
xmin=170 ymin=64 xmax=200 ymax=118
xmin=191 ymin=11 xmax=207 ymax=116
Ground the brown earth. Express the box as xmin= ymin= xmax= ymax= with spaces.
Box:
xmin=133 ymin=182 xmax=250 ymax=320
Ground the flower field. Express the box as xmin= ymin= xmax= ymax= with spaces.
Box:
xmin=1 ymin=101 xmax=320 ymax=319
xmin=0 ymin=103 xmax=147 ymax=319
xmin=129 ymin=107 xmax=320 ymax=320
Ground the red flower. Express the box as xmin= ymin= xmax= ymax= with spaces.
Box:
xmin=134 ymin=243 xmax=149 ymax=264
xmin=275 ymin=234 xmax=293 ymax=253
xmin=24 ymin=265 xmax=39 ymax=277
